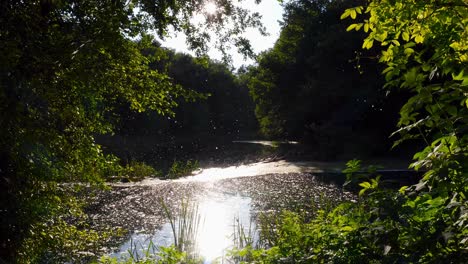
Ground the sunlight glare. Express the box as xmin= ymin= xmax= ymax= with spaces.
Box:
xmin=196 ymin=194 xmax=253 ymax=262
xmin=204 ymin=2 xmax=218 ymax=15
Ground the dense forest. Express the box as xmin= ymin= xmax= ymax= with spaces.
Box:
xmin=1 ymin=0 xmax=467 ymax=263
xmin=242 ymin=0 xmax=413 ymax=158
xmin=97 ymin=42 xmax=258 ymax=170
xmin=115 ymin=44 xmax=256 ymax=139
xmin=231 ymin=0 xmax=467 ymax=262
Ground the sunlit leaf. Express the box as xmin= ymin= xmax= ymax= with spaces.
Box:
xmin=347 ymin=24 xmax=357 ymax=31
xmin=402 ymin=32 xmax=410 ymax=41
xmin=359 ymin=182 xmax=371 ymax=188
xmin=414 ymin=35 xmax=424 ymax=43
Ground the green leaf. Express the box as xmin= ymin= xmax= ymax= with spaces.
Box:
xmin=359 ymin=181 xmax=371 ymax=188
xmin=421 ymin=64 xmax=431 ymax=72
xmin=359 ymin=188 xmax=367 ymax=196
xmin=362 ymin=38 xmax=374 ymax=49
xmin=341 ymin=226 xmax=354 ymax=232
xmin=402 ymin=32 xmax=410 ymax=41
xmin=404 ymin=48 xmax=414 ymax=55
xmin=382 ymin=66 xmax=394 ymax=74
xmin=452 ymin=70 xmax=465 ymax=81
xmin=355 ymin=6 xmax=363 ymax=14
xmin=399 ymin=186 xmax=408 ymax=194
xmin=449 ymin=41 xmax=461 ymax=50
xmin=414 ymin=35 xmax=424 ymax=43
xmin=446 ymin=106 xmax=457 ymax=116
xmin=346 ymin=24 xmax=357 ymax=31
xmin=340 ymin=9 xmax=351 ymax=19
xmin=404 ymin=42 xmax=416 ymax=48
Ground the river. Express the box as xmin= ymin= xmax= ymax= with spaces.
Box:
xmin=86 ymin=140 xmax=408 ymax=262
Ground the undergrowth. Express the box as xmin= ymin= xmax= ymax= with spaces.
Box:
xmin=166 ymin=160 xmax=199 ymax=179
xmin=120 ymin=161 xmax=161 ymax=181
xmin=229 ymin=159 xmax=468 ymax=263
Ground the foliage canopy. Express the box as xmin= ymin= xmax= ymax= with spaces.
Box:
xmin=0 ymin=0 xmax=263 ymax=261
xmin=232 ymin=0 xmax=468 ymax=262
xmin=243 ymin=0 xmax=409 ymax=158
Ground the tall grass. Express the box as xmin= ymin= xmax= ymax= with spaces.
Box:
xmin=159 ymin=198 xmax=202 ymax=261
xmin=126 ymin=239 xmax=157 ymax=262
xmin=228 ymin=191 xmax=341 ymax=262
xmin=229 ymin=218 xmax=256 ymax=263
xmin=100 ymin=198 xmax=203 ymax=264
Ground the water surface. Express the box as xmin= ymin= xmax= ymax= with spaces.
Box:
xmin=94 ymin=141 xmax=354 ymax=262
xmin=110 ymin=191 xmax=255 ymax=263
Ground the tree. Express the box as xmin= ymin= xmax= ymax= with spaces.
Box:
xmin=341 ymin=0 xmax=467 ymax=260
xmin=231 ymin=2 xmax=467 ymax=262
xmin=109 ymin=47 xmax=257 ymax=167
xmin=245 ymin=0 xmax=408 ymax=158
xmin=344 ymin=0 xmax=467 ymax=153
xmin=0 ymin=0 xmax=262 ymax=261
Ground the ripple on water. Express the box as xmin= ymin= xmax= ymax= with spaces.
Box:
xmin=91 ymin=171 xmax=354 ymax=262
xmin=110 ymin=191 xmax=255 ymax=263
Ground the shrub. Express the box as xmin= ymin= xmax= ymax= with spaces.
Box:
xmin=166 ymin=160 xmax=199 ymax=179
xmin=120 ymin=161 xmax=161 ymax=181
xmin=231 ymin=159 xmax=468 ymax=263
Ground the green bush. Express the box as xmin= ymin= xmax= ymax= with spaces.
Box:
xmin=231 ymin=159 xmax=468 ymax=263
xmin=98 ymin=245 xmax=198 ymax=264
xmin=16 ymin=183 xmax=123 ymax=263
xmin=166 ymin=160 xmax=199 ymax=179
xmin=120 ymin=161 xmax=161 ymax=181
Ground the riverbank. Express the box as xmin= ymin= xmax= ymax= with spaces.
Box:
xmin=77 ymin=139 xmax=417 ymax=262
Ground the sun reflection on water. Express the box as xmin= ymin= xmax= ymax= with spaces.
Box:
xmin=175 ymin=160 xmax=327 ymax=182
xmin=196 ymin=193 xmax=253 ymax=262
xmin=112 ymin=192 xmax=254 ymax=263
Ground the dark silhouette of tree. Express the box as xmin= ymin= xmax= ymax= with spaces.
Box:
xmin=245 ymin=0 xmax=412 ymax=158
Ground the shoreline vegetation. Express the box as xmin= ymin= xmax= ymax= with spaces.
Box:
xmin=81 ymin=156 xmax=422 ymax=263
xmin=91 ymin=171 xmax=359 ymax=263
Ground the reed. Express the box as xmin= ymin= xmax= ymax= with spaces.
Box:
xmin=159 ymin=198 xmax=202 ymax=260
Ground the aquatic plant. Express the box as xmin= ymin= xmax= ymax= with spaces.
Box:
xmin=230 ymin=157 xmax=468 ymax=262
xmin=229 ymin=217 xmax=256 ymax=263
xmin=160 ymin=198 xmax=203 ymax=261
xmin=99 ymin=245 xmax=194 ymax=264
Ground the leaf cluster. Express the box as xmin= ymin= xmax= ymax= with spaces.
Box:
xmin=0 ymin=0 xmax=264 ymax=261
xmin=233 ymin=0 xmax=468 ymax=262
xmin=231 ymin=159 xmax=467 ymax=263
xmin=167 ymin=160 xmax=200 ymax=179
xmin=243 ymin=0 xmax=404 ymax=159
